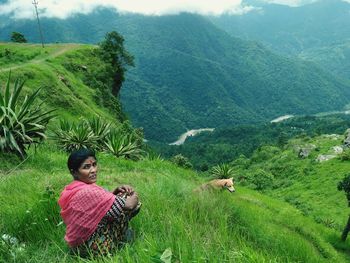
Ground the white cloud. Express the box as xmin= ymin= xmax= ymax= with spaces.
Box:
xmin=0 ymin=0 xmax=257 ymax=19
xmin=261 ymin=0 xmax=318 ymax=6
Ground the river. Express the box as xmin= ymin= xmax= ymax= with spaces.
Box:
xmin=169 ymin=128 xmax=215 ymax=145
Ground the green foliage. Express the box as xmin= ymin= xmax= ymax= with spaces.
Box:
xmin=104 ymin=129 xmax=144 ymax=160
xmin=338 ymin=174 xmax=350 ymax=207
xmin=155 ymin=114 xmax=350 ymax=170
xmin=248 ymin=169 xmax=274 ymax=191
xmin=85 ymin=117 xmax=111 ymax=144
xmin=2 ymin=14 xmax=350 ymax=142
xmin=1 ymin=145 xmax=349 ymax=262
xmin=52 ymin=119 xmax=99 ymax=152
xmin=97 ymin=31 xmax=134 ymax=96
xmin=210 ymin=163 xmax=235 ymax=179
xmin=170 ymin=154 xmax=193 ymax=169
xmin=0 ymin=74 xmax=55 ymax=157
xmin=10 ymin=32 xmax=27 ymax=43
xmin=340 ymin=149 xmax=350 ymax=161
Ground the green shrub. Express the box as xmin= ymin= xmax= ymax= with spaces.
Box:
xmin=340 ymin=149 xmax=350 ymax=161
xmin=104 ymin=128 xmax=144 ymax=160
xmin=171 ymin=154 xmax=193 ymax=169
xmin=210 ymin=163 xmax=235 ymax=179
xmin=248 ymin=169 xmax=274 ymax=190
xmin=52 ymin=119 xmax=99 ymax=152
xmin=0 ymin=74 xmax=55 ymax=157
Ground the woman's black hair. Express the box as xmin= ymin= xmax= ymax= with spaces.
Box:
xmin=67 ymin=148 xmax=96 ymax=176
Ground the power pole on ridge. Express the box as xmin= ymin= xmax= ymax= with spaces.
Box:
xmin=32 ymin=0 xmax=45 ymax=48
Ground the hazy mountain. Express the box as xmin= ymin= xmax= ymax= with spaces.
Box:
xmin=211 ymin=0 xmax=350 ymax=55
xmin=210 ymin=0 xmax=350 ymax=79
xmin=1 ymin=9 xmax=350 ymax=142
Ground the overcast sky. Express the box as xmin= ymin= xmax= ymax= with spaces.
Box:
xmin=0 ymin=0 xmax=344 ymax=19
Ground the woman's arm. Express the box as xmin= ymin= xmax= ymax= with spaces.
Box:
xmin=106 ymin=196 xmax=126 ymax=219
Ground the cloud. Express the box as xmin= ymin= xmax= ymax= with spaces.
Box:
xmin=0 ymin=0 xmax=257 ymax=19
xmin=261 ymin=0 xmax=318 ymax=6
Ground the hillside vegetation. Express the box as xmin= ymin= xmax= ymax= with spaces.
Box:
xmin=154 ymin=114 xmax=350 ymax=169
xmin=1 ymin=42 xmax=350 ymax=262
xmin=1 ymin=144 xmax=350 ymax=262
xmin=211 ymin=0 xmax=350 ymax=80
xmin=230 ymin=131 xmax=350 ymax=238
xmin=0 ymin=43 xmax=124 ymax=123
xmin=2 ymin=12 xmax=350 ymax=142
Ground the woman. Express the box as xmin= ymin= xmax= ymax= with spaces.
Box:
xmin=58 ymin=149 xmax=141 ymax=257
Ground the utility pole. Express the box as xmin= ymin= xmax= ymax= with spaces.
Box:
xmin=32 ymin=0 xmax=44 ymax=48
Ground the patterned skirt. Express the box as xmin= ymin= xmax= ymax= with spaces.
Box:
xmin=72 ymin=213 xmax=129 ymax=258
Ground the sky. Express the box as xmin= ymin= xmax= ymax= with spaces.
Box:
xmin=0 ymin=0 xmax=343 ymax=19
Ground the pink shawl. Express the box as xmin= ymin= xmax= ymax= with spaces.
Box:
xmin=58 ymin=180 xmax=115 ymax=247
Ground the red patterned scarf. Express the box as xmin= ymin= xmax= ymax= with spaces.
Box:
xmin=58 ymin=180 xmax=115 ymax=247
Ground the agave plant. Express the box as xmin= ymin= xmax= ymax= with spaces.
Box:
xmin=210 ymin=163 xmax=235 ymax=179
xmin=104 ymin=129 xmax=144 ymax=160
xmin=0 ymin=74 xmax=55 ymax=158
xmin=53 ymin=120 xmax=99 ymax=152
xmin=85 ymin=117 xmax=111 ymax=142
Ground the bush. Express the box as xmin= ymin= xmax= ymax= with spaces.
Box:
xmin=248 ymin=169 xmax=274 ymax=190
xmin=340 ymin=149 xmax=350 ymax=161
xmin=104 ymin=128 xmax=144 ymax=160
xmin=10 ymin=32 xmax=27 ymax=43
xmin=53 ymin=118 xmax=144 ymax=159
xmin=0 ymin=74 xmax=55 ymax=157
xmin=210 ymin=163 xmax=235 ymax=179
xmin=171 ymin=154 xmax=193 ymax=169
xmin=52 ymin=119 xmax=99 ymax=152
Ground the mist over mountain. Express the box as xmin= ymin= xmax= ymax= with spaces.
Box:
xmin=210 ymin=0 xmax=350 ymax=79
xmin=1 ymin=8 xmax=350 ymax=141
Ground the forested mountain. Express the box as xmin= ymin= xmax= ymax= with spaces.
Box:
xmin=211 ymin=0 xmax=350 ymax=55
xmin=2 ymin=9 xmax=350 ymax=141
xmin=210 ymin=0 xmax=350 ymax=79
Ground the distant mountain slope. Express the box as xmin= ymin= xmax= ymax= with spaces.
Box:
xmin=2 ymin=10 xmax=350 ymax=141
xmin=210 ymin=0 xmax=350 ymax=79
xmin=211 ymin=0 xmax=350 ymax=55
xmin=299 ymin=41 xmax=350 ymax=79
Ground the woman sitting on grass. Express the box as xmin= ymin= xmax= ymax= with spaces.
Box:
xmin=58 ymin=148 xmax=141 ymax=257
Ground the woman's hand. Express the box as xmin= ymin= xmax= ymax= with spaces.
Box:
xmin=124 ymin=192 xmax=139 ymax=211
xmin=113 ymin=185 xmax=134 ymax=196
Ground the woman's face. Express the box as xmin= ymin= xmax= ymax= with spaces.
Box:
xmin=75 ymin=156 xmax=98 ymax=184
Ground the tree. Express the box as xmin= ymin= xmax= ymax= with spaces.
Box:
xmin=10 ymin=32 xmax=27 ymax=43
xmin=338 ymin=174 xmax=350 ymax=241
xmin=98 ymin=31 xmax=134 ymax=96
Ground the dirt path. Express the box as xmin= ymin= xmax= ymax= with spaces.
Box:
xmin=0 ymin=44 xmax=81 ymax=73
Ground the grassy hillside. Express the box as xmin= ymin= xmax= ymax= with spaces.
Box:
xmin=231 ymin=131 xmax=350 ymax=242
xmin=0 ymin=43 xmax=124 ymax=123
xmin=1 ymin=144 xmax=350 ymax=262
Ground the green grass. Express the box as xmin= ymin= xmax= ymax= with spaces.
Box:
xmin=232 ymin=133 xmax=350 ymax=256
xmin=1 ymin=144 xmax=350 ymax=262
xmin=0 ymin=43 xmax=116 ymax=125
xmin=1 ymin=42 xmax=350 ymax=262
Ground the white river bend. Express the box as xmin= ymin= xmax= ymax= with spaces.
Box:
xmin=169 ymin=128 xmax=215 ymax=145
